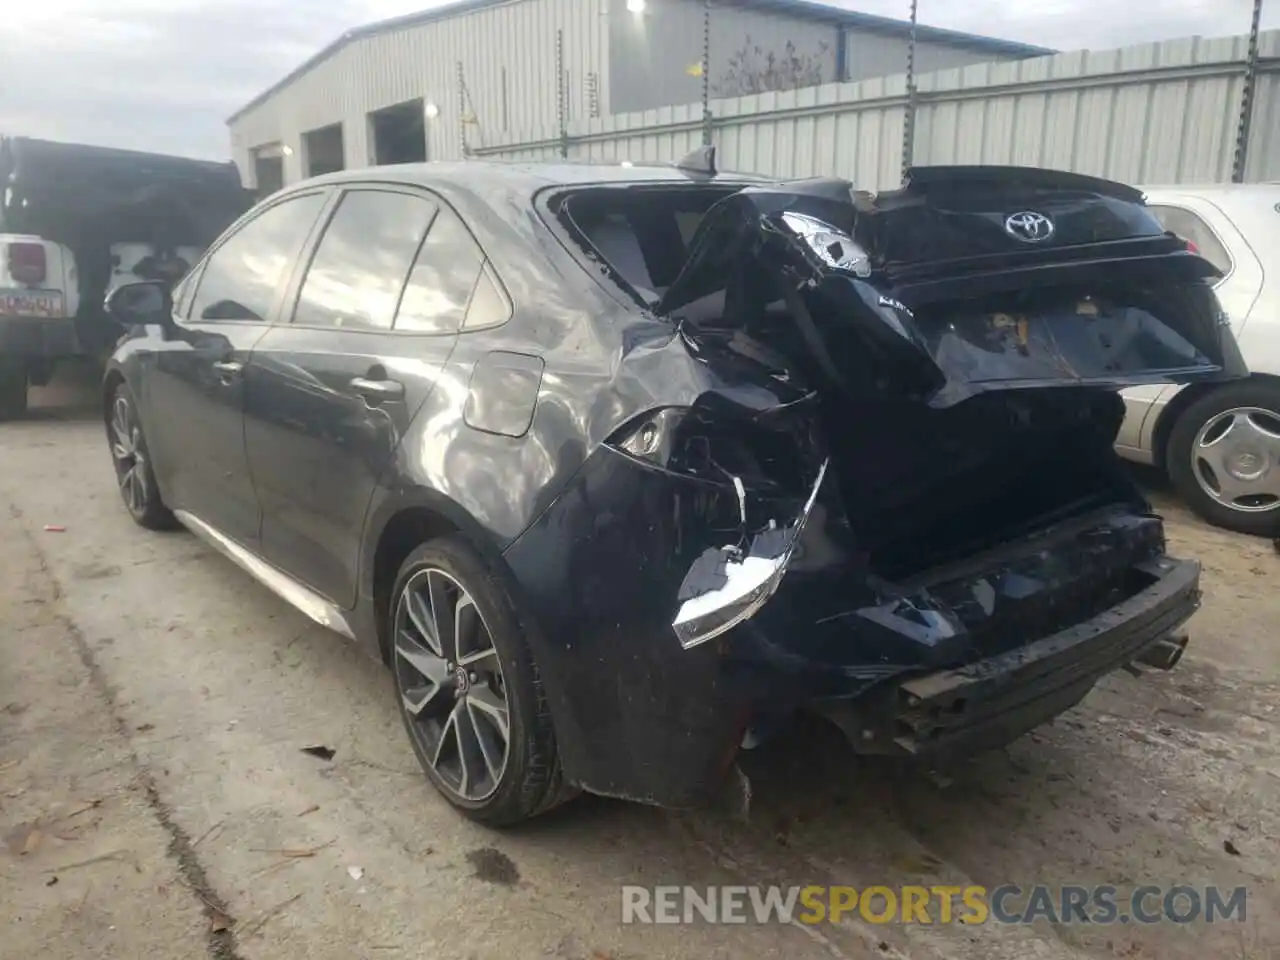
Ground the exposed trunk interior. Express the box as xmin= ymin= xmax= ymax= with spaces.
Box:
xmin=814 ymin=387 xmax=1137 ymax=581
xmin=553 ymin=182 xmax=1210 ymax=583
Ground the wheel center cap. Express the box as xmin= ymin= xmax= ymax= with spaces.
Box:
xmin=1228 ymin=449 xmax=1268 ymax=481
xmin=454 ymin=667 xmax=470 ymax=695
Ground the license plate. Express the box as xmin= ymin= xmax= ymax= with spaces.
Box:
xmin=0 ymin=289 xmax=65 ymax=318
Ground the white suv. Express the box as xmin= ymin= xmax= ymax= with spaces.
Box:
xmin=1116 ymin=184 xmax=1280 ymax=536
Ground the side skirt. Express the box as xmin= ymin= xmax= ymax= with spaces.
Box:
xmin=173 ymin=509 xmax=357 ymax=641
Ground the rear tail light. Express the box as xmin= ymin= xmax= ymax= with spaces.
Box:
xmin=1180 ymin=236 xmax=1201 ymax=256
xmin=7 ymin=242 xmax=47 ymax=285
xmin=607 ymin=402 xmax=825 ymax=496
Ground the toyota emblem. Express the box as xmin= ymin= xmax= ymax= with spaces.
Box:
xmin=1004 ymin=211 xmax=1055 ymax=243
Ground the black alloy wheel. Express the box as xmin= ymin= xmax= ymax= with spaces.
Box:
xmin=107 ymin=384 xmax=175 ymax=530
xmin=390 ymin=538 xmax=575 ymax=825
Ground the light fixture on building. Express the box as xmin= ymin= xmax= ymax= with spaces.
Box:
xmin=281 ymin=144 xmax=294 ymax=157
xmin=424 ymin=101 xmax=440 ymax=119
xmin=626 ymin=0 xmax=646 ymax=13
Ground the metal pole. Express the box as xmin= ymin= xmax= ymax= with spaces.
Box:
xmin=1231 ymin=0 xmax=1264 ymax=183
xmin=456 ymin=61 xmax=468 ymax=158
xmin=556 ymin=30 xmax=569 ymax=159
xmin=900 ymin=0 xmax=918 ymax=182
xmin=701 ymin=0 xmax=713 ymax=146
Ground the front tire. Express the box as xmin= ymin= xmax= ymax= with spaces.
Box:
xmin=389 ymin=537 xmax=573 ymax=825
xmin=0 ymin=357 xmax=29 ymax=420
xmin=1166 ymin=380 xmax=1280 ymax=537
xmin=106 ymin=382 xmax=176 ymax=530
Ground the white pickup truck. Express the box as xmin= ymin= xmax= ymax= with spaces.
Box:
xmin=0 ymin=137 xmax=250 ymax=417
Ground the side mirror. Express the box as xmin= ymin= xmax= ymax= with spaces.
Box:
xmin=105 ymin=280 xmax=172 ymax=327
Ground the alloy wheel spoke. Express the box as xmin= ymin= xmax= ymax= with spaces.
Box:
xmin=112 ymin=398 xmax=131 ymax=445
xmin=465 ymin=700 xmax=505 ymax=784
xmin=466 ymin=683 xmax=510 ymax=744
xmin=395 ymin=628 xmax=451 ymax=684
xmin=401 ymin=679 xmax=449 ymax=717
xmin=453 ymin=594 xmax=483 ymax=666
xmin=130 ymin=470 xmax=144 ymax=510
xmin=451 ymin=700 xmax=492 ymax=796
xmin=432 ymin=706 xmax=462 ymax=791
xmin=426 ymin=571 xmax=455 ymax=662
xmin=457 ymin=646 xmax=498 ymax=669
xmin=404 ymin=586 xmax=443 ymax=658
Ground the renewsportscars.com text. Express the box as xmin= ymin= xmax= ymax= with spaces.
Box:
xmin=620 ymin=885 xmax=1248 ymax=926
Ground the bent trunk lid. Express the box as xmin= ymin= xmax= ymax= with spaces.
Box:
xmin=656 ymin=166 xmax=1246 ymax=408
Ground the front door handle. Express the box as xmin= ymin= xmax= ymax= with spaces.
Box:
xmin=349 ymin=376 xmax=405 ymax=403
xmin=211 ymin=359 xmax=243 ymax=381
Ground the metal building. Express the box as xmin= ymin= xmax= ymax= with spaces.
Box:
xmin=227 ymin=0 xmax=1049 ymax=190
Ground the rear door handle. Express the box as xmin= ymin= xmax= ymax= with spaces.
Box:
xmin=211 ymin=359 xmax=243 ymax=381
xmin=349 ymin=376 xmax=405 ymax=403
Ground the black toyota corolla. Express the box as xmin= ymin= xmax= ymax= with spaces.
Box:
xmin=101 ymin=154 xmax=1245 ymax=824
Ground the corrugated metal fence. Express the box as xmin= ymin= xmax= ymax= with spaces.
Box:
xmin=473 ymin=29 xmax=1280 ymax=188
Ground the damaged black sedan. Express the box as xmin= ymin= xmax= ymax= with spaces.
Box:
xmin=102 ymin=155 xmax=1244 ymax=824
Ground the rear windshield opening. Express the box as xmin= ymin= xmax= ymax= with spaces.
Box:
xmin=555 ymin=185 xmax=738 ymax=306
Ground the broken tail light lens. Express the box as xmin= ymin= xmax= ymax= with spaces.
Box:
xmin=607 ymin=405 xmax=805 ymax=496
xmin=780 ymin=212 xmax=871 ymax=277
xmin=672 ymin=459 xmax=828 ymax=649
xmin=7 ymin=242 xmax=47 ymax=285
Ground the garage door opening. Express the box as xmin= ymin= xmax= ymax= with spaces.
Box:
xmin=370 ymin=99 xmax=428 ymax=165
xmin=251 ymin=145 xmax=285 ymax=198
xmin=303 ymin=123 xmax=345 ymax=177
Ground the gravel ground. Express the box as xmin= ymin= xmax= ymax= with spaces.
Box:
xmin=1 ymin=365 xmax=1276 ymax=960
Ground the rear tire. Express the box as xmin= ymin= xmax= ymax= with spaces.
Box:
xmin=389 ymin=536 xmax=575 ymax=825
xmin=0 ymin=358 xmax=29 ymax=420
xmin=1166 ymin=380 xmax=1280 ymax=537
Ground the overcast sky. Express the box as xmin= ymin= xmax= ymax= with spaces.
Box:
xmin=0 ymin=0 xmax=1273 ymax=160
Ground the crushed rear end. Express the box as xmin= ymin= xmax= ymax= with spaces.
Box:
xmin=508 ymin=165 xmax=1242 ymax=807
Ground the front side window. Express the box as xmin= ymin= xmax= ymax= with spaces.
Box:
xmin=189 ymin=193 xmax=325 ymax=323
xmin=1148 ymin=205 xmax=1233 ymax=276
xmin=293 ymin=189 xmax=437 ymax=330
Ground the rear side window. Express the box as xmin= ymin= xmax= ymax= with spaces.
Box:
xmin=189 ymin=193 xmax=325 ymax=322
xmin=293 ymin=190 xmax=437 ymax=331
xmin=1148 ymin=205 xmax=1232 ymax=275
xmin=395 ymin=205 xmax=497 ymax=334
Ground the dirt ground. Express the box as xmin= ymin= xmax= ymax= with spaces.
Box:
xmin=1 ymin=364 xmax=1277 ymax=960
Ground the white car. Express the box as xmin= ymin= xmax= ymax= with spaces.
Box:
xmin=1116 ymin=184 xmax=1280 ymax=536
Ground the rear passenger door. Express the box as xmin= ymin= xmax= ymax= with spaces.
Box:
xmin=242 ymin=185 xmax=508 ymax=608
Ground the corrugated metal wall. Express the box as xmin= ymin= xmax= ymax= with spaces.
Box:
xmin=230 ymin=0 xmax=608 ymax=185
xmin=608 ymin=0 xmax=839 ymax=114
xmin=842 ymin=29 xmax=1019 ymax=83
xmin=477 ymin=30 xmax=1280 ymax=189
xmin=228 ymin=0 xmax=1030 ymax=187
xmin=606 ymin=1 xmax=1011 ymax=114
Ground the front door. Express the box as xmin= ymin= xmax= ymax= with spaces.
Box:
xmin=244 ymin=186 xmax=501 ymax=606
xmin=145 ymin=190 xmax=328 ymax=548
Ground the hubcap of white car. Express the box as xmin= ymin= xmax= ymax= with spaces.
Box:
xmin=392 ymin=568 xmax=510 ymax=802
xmin=1192 ymin=406 xmax=1280 ymax=513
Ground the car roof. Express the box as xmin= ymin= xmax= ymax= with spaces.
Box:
xmin=291 ymin=159 xmax=768 ymax=201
